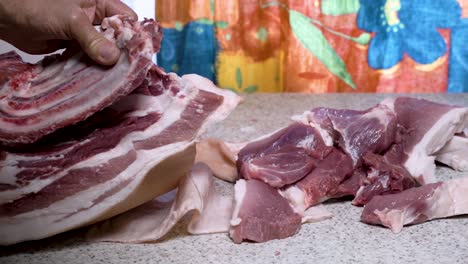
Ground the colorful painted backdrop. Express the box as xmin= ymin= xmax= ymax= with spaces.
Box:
xmin=156 ymin=0 xmax=468 ymax=93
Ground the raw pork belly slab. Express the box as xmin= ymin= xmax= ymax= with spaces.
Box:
xmin=87 ymin=163 xmax=233 ymax=243
xmin=229 ymin=179 xmax=302 ymax=243
xmin=237 ymin=122 xmax=332 ymax=188
xmin=381 ymin=97 xmax=468 ymax=184
xmin=0 ymin=66 xmax=240 ymax=246
xmin=361 ymin=177 xmax=468 ymax=233
xmin=0 ymin=15 xmax=161 ymax=145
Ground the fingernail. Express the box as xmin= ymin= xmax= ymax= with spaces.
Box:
xmin=98 ymin=44 xmax=120 ymax=65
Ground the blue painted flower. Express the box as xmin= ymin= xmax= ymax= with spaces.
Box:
xmin=358 ymin=0 xmax=461 ymax=69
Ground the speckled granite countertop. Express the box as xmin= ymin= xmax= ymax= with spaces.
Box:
xmin=2 ymin=94 xmax=468 ymax=264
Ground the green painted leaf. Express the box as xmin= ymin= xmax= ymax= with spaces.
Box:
xmin=321 ymin=0 xmax=360 ymax=16
xmin=236 ymin=68 xmax=243 ymax=89
xmin=243 ymin=85 xmax=258 ymax=94
xmin=224 ymin=87 xmax=238 ymax=94
xmin=210 ymin=0 xmax=215 ymax=17
xmin=353 ymin=33 xmax=371 ymax=45
xmin=289 ymin=10 xmax=356 ymax=89
xmin=256 ymin=27 xmax=269 ymax=43
xmin=196 ymin=18 xmax=214 ymax=25
xmin=174 ymin=21 xmax=183 ymax=31
xmin=215 ymin=21 xmax=229 ymax=29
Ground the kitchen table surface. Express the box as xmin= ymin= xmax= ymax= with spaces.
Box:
xmin=1 ymin=93 xmax=468 ymax=264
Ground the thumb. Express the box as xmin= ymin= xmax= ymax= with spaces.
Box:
xmin=68 ymin=11 xmax=120 ymax=65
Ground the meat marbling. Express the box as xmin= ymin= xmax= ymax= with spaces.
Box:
xmin=237 ymin=122 xmax=332 ymax=188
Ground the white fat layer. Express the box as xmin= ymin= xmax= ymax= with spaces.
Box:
xmin=301 ymin=205 xmax=334 ymax=224
xmin=354 ymin=186 xmax=365 ymax=203
xmin=443 ymin=177 xmax=468 ymax=216
xmin=296 ymin=134 xmax=316 ymax=149
xmin=181 ymin=74 xmax=241 ymax=132
xmin=230 ymin=179 xmax=247 ymax=226
xmin=404 ymin=107 xmax=468 ymax=184
xmin=291 ymin=111 xmax=333 ymax=146
xmin=380 ymin=98 xmax=395 ymax=112
xmin=374 ymin=208 xmax=406 ymax=234
xmin=282 ymin=186 xmax=308 ymax=214
xmin=435 ymin=136 xmax=468 ymax=171
xmin=362 ymin=104 xmax=394 ymax=127
xmin=0 ymin=141 xmax=192 ymax=245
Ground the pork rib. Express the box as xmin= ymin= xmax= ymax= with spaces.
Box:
xmin=0 ymin=15 xmax=162 ymax=145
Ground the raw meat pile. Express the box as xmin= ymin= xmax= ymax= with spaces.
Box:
xmin=86 ymin=96 xmax=468 ymax=245
xmin=0 ymin=15 xmax=240 ymax=246
xmin=230 ymin=97 xmax=468 ymax=242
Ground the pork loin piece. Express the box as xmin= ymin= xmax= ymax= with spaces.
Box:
xmin=352 ymin=152 xmax=418 ymax=206
xmin=230 ymin=179 xmax=302 ymax=243
xmin=0 ymin=15 xmax=162 ymax=145
xmin=302 ymin=103 xmax=397 ymax=165
xmin=237 ymin=122 xmax=333 ymax=188
xmin=435 ymin=135 xmax=468 ymax=171
xmin=87 ymin=163 xmax=233 ymax=243
xmin=381 ymin=97 xmax=468 ymax=184
xmin=361 ymin=177 xmax=468 ymax=233
xmin=0 ymin=67 xmax=240 ymax=246
xmin=284 ymin=148 xmax=354 ymax=212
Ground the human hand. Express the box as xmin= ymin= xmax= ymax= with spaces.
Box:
xmin=0 ymin=0 xmax=137 ymax=65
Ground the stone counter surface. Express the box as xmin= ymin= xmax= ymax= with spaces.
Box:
xmin=1 ymin=94 xmax=468 ymax=264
